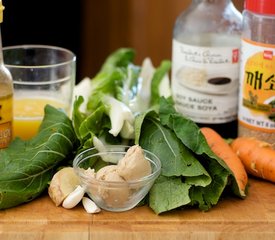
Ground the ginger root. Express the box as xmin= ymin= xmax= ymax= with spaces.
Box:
xmin=48 ymin=167 xmax=80 ymax=206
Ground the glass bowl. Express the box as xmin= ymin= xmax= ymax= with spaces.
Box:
xmin=73 ymin=145 xmax=161 ymax=212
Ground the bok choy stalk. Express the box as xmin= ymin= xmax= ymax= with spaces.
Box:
xmin=73 ymin=48 xmax=172 ymax=151
xmin=129 ymin=58 xmax=155 ymax=113
xmin=103 ymin=95 xmax=135 ymax=139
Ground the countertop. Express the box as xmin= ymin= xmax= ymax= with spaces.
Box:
xmin=0 ymin=178 xmax=275 ymax=240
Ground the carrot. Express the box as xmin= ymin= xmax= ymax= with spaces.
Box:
xmin=200 ymin=127 xmax=248 ymax=197
xmin=231 ymin=137 xmax=275 ymax=183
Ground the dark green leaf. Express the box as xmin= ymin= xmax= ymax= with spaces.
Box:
xmin=0 ymin=105 xmax=77 ymax=209
xmin=139 ymin=118 xmax=211 ymax=183
xmin=149 ymin=176 xmax=191 ymax=214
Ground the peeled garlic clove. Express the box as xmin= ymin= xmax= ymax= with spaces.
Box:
xmin=62 ymin=185 xmax=85 ymax=209
xmin=82 ymin=197 xmax=101 ymax=214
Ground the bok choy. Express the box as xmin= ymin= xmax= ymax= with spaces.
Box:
xmin=73 ymin=48 xmax=171 ymax=149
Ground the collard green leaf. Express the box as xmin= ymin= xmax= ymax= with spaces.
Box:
xmin=0 ymin=105 xmax=77 ymax=209
xmin=189 ymin=160 xmax=230 ymax=211
xmin=136 ymin=97 xmax=233 ymax=214
xmin=149 ymin=176 xmax=191 ymax=215
xmin=134 ymin=107 xmax=159 ymax=144
xmin=159 ymin=97 xmax=229 ymax=170
xmin=138 ymin=116 xmax=212 ymax=214
xmin=139 ymin=118 xmax=211 ymax=184
xmin=157 ymin=98 xmax=232 ymax=209
xmin=158 ymin=97 xmax=243 ymax=199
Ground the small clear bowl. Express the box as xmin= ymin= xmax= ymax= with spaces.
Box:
xmin=73 ymin=145 xmax=161 ymax=212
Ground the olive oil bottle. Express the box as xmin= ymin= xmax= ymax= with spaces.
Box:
xmin=0 ymin=1 xmax=13 ymax=149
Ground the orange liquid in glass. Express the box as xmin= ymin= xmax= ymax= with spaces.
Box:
xmin=13 ymin=98 xmax=65 ymax=140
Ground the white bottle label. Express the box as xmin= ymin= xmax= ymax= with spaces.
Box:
xmin=172 ymin=39 xmax=240 ymax=123
xmin=238 ymin=38 xmax=275 ymax=132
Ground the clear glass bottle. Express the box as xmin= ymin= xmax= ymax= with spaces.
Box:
xmin=238 ymin=0 xmax=275 ymax=145
xmin=0 ymin=1 xmax=13 ymax=149
xmin=172 ymin=0 xmax=242 ymax=138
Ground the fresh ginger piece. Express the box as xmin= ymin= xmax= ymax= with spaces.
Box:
xmin=117 ymin=145 xmax=152 ymax=181
xmin=48 ymin=167 xmax=80 ymax=206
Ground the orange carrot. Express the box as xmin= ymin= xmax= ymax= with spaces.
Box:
xmin=231 ymin=137 xmax=275 ymax=183
xmin=200 ymin=127 xmax=248 ymax=197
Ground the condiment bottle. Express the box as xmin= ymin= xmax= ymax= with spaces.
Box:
xmin=0 ymin=0 xmax=13 ymax=149
xmin=171 ymin=0 xmax=242 ymax=138
xmin=238 ymin=0 xmax=275 ymax=145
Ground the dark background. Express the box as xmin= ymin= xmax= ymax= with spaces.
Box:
xmin=0 ymin=0 xmax=244 ymax=83
xmin=1 ymin=0 xmax=82 ymax=81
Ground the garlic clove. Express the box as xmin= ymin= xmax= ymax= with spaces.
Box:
xmin=82 ymin=197 xmax=101 ymax=214
xmin=62 ymin=185 xmax=85 ymax=209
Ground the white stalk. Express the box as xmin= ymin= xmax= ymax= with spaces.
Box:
xmin=103 ymin=95 xmax=135 ymax=137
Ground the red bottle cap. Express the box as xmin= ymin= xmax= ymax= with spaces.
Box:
xmin=245 ymin=0 xmax=275 ymax=15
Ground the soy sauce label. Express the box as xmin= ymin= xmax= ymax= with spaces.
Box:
xmin=172 ymin=39 xmax=240 ymax=123
xmin=239 ymin=38 xmax=275 ymax=131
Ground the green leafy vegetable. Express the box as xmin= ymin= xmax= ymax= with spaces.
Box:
xmin=139 ymin=118 xmax=211 ymax=183
xmin=0 ymin=105 xmax=77 ymax=209
xmin=72 ymin=48 xmax=171 ymax=150
xmin=149 ymin=176 xmax=191 ymax=214
xmin=99 ymin=48 xmax=135 ymax=73
xmin=137 ymin=98 xmax=232 ymax=214
xmin=73 ymin=48 xmax=245 ymax=215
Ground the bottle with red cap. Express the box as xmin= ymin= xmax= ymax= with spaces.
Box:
xmin=238 ymin=0 xmax=275 ymax=145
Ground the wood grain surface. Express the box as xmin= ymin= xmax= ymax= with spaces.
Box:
xmin=0 ymin=178 xmax=274 ymax=240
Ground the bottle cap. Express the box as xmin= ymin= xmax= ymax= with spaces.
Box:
xmin=245 ymin=0 xmax=275 ymax=15
xmin=0 ymin=0 xmax=4 ymax=23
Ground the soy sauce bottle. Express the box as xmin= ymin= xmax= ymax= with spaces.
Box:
xmin=0 ymin=1 xmax=13 ymax=149
xmin=171 ymin=0 xmax=242 ymax=138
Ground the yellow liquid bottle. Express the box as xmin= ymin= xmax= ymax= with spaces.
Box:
xmin=0 ymin=1 xmax=13 ymax=149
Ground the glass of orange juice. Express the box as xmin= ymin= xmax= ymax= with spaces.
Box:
xmin=3 ymin=45 xmax=76 ymax=140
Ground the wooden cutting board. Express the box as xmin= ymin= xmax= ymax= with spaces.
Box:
xmin=0 ymin=178 xmax=275 ymax=240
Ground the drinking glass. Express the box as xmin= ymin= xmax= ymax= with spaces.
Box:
xmin=3 ymin=45 xmax=76 ymax=140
